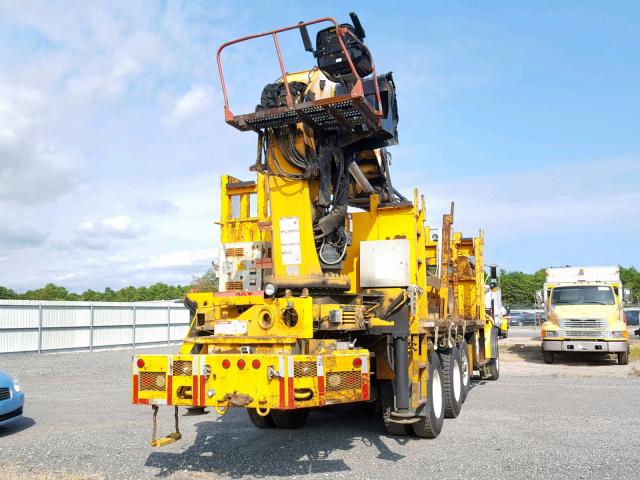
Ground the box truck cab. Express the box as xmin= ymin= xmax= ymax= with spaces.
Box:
xmin=541 ymin=267 xmax=630 ymax=365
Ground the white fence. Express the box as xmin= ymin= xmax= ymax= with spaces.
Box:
xmin=0 ymin=300 xmax=191 ymax=354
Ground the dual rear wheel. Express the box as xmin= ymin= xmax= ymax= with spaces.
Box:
xmin=381 ymin=340 xmax=471 ymax=438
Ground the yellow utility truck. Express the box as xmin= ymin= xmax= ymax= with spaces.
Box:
xmin=541 ymin=266 xmax=630 ymax=365
xmin=132 ymin=12 xmax=500 ymax=445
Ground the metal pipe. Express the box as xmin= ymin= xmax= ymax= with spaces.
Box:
xmin=348 ymin=162 xmax=375 ymax=193
xmin=393 ymin=336 xmax=410 ymax=412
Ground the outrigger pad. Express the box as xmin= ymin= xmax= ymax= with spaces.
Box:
xmin=150 ymin=432 xmax=182 ymax=447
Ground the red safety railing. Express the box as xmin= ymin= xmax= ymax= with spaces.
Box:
xmin=216 ymin=17 xmax=383 ymax=123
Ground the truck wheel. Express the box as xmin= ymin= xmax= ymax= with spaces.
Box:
xmin=617 ymin=350 xmax=629 ymax=365
xmin=439 ymin=347 xmax=462 ymax=418
xmin=270 ymin=409 xmax=310 ymax=429
xmin=412 ymin=351 xmax=444 ymax=438
xmin=543 ymin=351 xmax=554 ymax=364
xmin=485 ymin=328 xmax=500 ymax=380
xmin=458 ymin=340 xmax=471 ymax=403
xmin=246 ymin=408 xmax=275 ymax=428
xmin=379 ymin=380 xmax=411 ymax=436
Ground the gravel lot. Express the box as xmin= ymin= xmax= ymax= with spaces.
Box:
xmin=1 ymin=332 xmax=639 ymax=480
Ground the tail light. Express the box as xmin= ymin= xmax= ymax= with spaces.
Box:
xmin=222 ymin=359 xmax=231 ymax=369
xmin=237 ymin=359 xmax=246 ymax=369
xmin=252 ymin=359 xmax=261 ymax=369
xmin=136 ymin=358 xmax=145 ymax=368
xmin=353 ymin=357 xmax=362 ymax=368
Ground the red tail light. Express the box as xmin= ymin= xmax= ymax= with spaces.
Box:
xmin=252 ymin=359 xmax=261 ymax=369
xmin=353 ymin=357 xmax=362 ymax=368
xmin=136 ymin=358 xmax=145 ymax=368
xmin=222 ymin=359 xmax=231 ymax=369
xmin=237 ymin=359 xmax=246 ymax=369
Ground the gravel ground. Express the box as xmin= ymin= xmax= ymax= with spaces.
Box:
xmin=1 ymin=340 xmax=639 ymax=480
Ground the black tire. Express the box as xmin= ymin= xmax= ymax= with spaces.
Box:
xmin=439 ymin=347 xmax=462 ymax=418
xmin=618 ymin=350 xmax=629 ymax=365
xmin=412 ymin=351 xmax=445 ymax=438
xmin=485 ymin=328 xmax=500 ymax=380
xmin=246 ymin=408 xmax=275 ymax=428
xmin=458 ymin=340 xmax=471 ymax=404
xmin=543 ymin=351 xmax=554 ymax=364
xmin=379 ymin=380 xmax=412 ymax=436
xmin=270 ymin=409 xmax=310 ymax=429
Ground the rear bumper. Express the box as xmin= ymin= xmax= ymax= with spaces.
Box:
xmin=542 ymin=339 xmax=627 ymax=353
xmin=132 ymin=351 xmax=370 ymax=411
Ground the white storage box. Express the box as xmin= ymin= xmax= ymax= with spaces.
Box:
xmin=360 ymin=239 xmax=411 ymax=287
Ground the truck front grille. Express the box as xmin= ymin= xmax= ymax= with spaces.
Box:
xmin=559 ymin=318 xmax=608 ymax=329
xmin=0 ymin=387 xmax=10 ymax=401
xmin=564 ymin=330 xmax=606 ymax=338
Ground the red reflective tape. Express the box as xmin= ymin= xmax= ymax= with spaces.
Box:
xmin=362 ymin=373 xmax=370 ymax=401
xmin=139 ymin=398 xmax=149 ymax=405
xmin=167 ymin=375 xmax=173 ymax=405
xmin=133 ymin=374 xmax=139 ymax=404
xmin=287 ymin=377 xmax=294 ymax=409
xmin=192 ymin=375 xmax=199 ymax=406
xmin=278 ymin=377 xmax=285 ymax=409
xmin=318 ymin=375 xmax=325 ymax=406
xmin=199 ymin=376 xmax=205 ymax=406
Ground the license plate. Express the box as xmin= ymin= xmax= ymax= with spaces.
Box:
xmin=214 ymin=321 xmax=248 ymax=335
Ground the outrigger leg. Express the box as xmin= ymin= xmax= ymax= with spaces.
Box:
xmin=150 ymin=405 xmax=182 ymax=447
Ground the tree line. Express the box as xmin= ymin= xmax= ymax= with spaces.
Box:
xmin=500 ymin=266 xmax=640 ymax=307
xmin=0 ymin=268 xmax=219 ymax=302
xmin=1 ymin=266 xmax=638 ymax=306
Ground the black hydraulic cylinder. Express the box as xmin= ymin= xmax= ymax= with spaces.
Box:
xmin=393 ymin=336 xmax=410 ymax=412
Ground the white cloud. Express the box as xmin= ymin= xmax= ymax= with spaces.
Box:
xmin=0 ymin=82 xmax=78 ymax=205
xmin=165 ymin=85 xmax=215 ymax=125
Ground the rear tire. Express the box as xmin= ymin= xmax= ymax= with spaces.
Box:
xmin=270 ymin=409 xmax=309 ymax=429
xmin=379 ymin=380 xmax=412 ymax=436
xmin=543 ymin=351 xmax=554 ymax=364
xmin=458 ymin=340 xmax=471 ymax=403
xmin=439 ymin=347 xmax=462 ymax=418
xmin=485 ymin=328 xmax=500 ymax=380
xmin=618 ymin=350 xmax=629 ymax=365
xmin=412 ymin=351 xmax=445 ymax=438
xmin=246 ymin=408 xmax=275 ymax=428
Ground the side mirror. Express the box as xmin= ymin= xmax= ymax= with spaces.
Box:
xmin=489 ymin=264 xmax=498 ymax=289
xmin=534 ymin=290 xmax=544 ymax=306
xmin=623 ymin=288 xmax=632 ymax=303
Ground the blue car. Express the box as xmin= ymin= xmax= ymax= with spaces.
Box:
xmin=0 ymin=369 xmax=24 ymax=426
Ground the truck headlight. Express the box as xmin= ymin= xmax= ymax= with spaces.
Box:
xmin=609 ymin=331 xmax=623 ymax=338
xmin=545 ymin=330 xmax=557 ymax=337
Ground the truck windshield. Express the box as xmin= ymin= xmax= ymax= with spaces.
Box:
xmin=551 ymin=286 xmax=615 ymax=305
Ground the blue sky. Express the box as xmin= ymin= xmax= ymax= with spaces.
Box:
xmin=0 ymin=1 xmax=638 ymax=291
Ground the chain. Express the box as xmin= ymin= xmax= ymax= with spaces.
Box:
xmin=151 ymin=405 xmax=158 ymax=443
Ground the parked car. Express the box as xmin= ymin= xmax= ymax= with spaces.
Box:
xmin=624 ymin=308 xmax=640 ymax=326
xmin=507 ymin=311 xmax=543 ymax=326
xmin=0 ymin=370 xmax=24 ymax=426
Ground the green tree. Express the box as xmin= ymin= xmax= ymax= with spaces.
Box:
xmin=500 ymin=269 xmax=546 ymax=307
xmin=0 ymin=286 xmax=18 ymax=299
xmin=22 ymin=283 xmax=70 ymax=301
xmin=620 ymin=266 xmax=640 ymax=304
xmin=191 ymin=266 xmax=219 ymax=293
